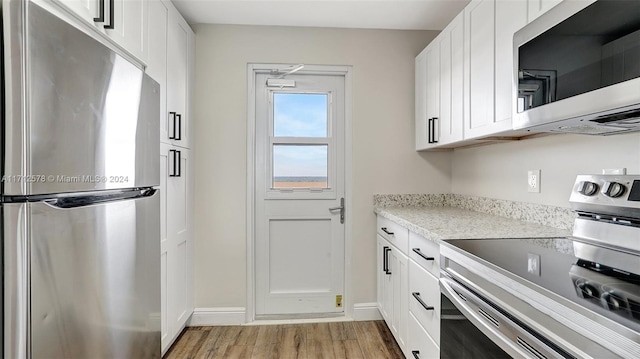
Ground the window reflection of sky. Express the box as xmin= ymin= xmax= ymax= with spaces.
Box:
xmin=274 ymin=93 xmax=328 ymax=137
xmin=274 ymin=145 xmax=327 ymax=177
xmin=273 ymin=93 xmax=329 ymax=178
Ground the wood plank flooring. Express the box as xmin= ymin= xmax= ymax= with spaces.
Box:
xmin=165 ymin=321 xmax=404 ymax=359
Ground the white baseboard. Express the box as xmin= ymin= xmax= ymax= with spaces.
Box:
xmin=353 ymin=302 xmax=382 ymax=321
xmin=188 ymin=304 xmax=380 ymax=326
xmin=188 ymin=307 xmax=246 ymax=326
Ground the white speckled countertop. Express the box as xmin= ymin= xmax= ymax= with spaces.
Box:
xmin=375 ymin=206 xmax=571 ymax=243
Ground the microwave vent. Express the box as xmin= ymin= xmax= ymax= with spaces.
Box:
xmin=551 ymin=124 xmax=631 ymax=135
xmin=592 ymin=108 xmax=640 ymax=125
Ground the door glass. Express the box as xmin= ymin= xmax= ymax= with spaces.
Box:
xmin=274 ymin=93 xmax=328 ymax=137
xmin=273 ymin=145 xmax=328 ymax=188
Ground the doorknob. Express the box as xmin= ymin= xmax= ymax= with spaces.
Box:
xmin=329 ymin=197 xmax=345 ymax=224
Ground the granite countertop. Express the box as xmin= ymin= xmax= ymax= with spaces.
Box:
xmin=375 ymin=206 xmax=571 ymax=243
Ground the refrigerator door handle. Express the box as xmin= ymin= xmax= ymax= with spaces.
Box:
xmin=43 ymin=188 xmax=156 ymax=209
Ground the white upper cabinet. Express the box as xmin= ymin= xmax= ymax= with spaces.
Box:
xmin=415 ymin=47 xmax=429 ymax=150
xmin=527 ymin=0 xmax=563 ymax=23
xmin=494 ymin=0 xmax=528 ymax=129
xmin=438 ymin=12 xmax=464 ymax=145
xmin=415 ymin=12 xmax=464 ymax=150
xmin=56 ymin=0 xmax=148 ymax=63
xmin=463 ymin=0 xmax=496 ymax=139
xmin=146 ymin=0 xmax=193 ymax=149
xmin=463 ymin=0 xmax=527 ymax=140
xmin=166 ymin=9 xmax=191 ymax=148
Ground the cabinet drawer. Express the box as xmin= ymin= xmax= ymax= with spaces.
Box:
xmin=409 ymin=231 xmax=440 ymax=278
xmin=377 ymin=216 xmax=409 ymax=255
xmin=408 ymin=312 xmax=439 ymax=359
xmin=409 ymin=260 xmax=440 ymax=344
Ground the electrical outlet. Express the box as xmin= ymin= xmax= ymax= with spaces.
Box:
xmin=528 ymin=170 xmax=541 ymax=193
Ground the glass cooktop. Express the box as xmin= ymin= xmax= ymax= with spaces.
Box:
xmin=444 ymin=237 xmax=640 ymax=334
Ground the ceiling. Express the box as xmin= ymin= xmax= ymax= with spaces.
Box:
xmin=171 ymin=0 xmax=471 ymax=31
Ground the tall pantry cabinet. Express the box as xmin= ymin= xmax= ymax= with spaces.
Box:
xmin=147 ymin=0 xmax=195 ymax=353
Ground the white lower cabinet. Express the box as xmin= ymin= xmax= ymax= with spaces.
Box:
xmin=377 ymin=218 xmax=441 ymax=358
xmin=408 ymin=312 xmax=440 ymax=359
xmin=160 ymin=144 xmax=193 ymax=354
xmin=376 ymin=230 xmax=409 ymax=356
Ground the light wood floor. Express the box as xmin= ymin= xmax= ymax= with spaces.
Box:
xmin=165 ymin=321 xmax=404 ymax=359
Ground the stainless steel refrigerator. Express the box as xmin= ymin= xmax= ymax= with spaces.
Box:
xmin=2 ymin=1 xmax=160 ymax=357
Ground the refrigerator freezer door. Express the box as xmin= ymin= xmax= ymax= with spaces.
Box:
xmin=29 ymin=193 xmax=160 ymax=358
xmin=4 ymin=2 xmax=159 ymax=196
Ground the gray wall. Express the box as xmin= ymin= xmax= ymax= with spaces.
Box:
xmin=452 ymin=133 xmax=640 ymax=207
xmin=191 ymin=24 xmax=448 ymax=308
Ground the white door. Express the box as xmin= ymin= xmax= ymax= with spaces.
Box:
xmin=255 ymin=70 xmax=346 ymax=316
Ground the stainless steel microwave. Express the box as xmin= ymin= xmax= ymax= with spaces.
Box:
xmin=513 ymin=0 xmax=640 ymax=135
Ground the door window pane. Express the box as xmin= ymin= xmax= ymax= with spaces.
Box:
xmin=273 ymin=145 xmax=328 ymax=188
xmin=274 ymin=93 xmax=328 ymax=137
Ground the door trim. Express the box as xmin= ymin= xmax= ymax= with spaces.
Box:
xmin=246 ymin=64 xmax=353 ymax=323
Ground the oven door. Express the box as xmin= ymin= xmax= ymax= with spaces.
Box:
xmin=439 ymin=290 xmax=510 ymax=359
xmin=440 ymin=273 xmax=571 ymax=359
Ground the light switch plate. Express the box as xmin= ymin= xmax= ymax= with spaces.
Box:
xmin=527 ymin=253 xmax=541 ymax=276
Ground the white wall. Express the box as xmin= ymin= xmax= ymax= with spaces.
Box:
xmin=192 ymin=24 xmax=450 ymax=308
xmin=452 ymin=133 xmax=640 ymax=207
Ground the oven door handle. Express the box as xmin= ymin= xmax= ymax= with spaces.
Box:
xmin=440 ymin=276 xmax=529 ymax=359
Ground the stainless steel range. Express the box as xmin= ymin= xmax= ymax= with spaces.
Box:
xmin=439 ymin=175 xmax=640 ymax=358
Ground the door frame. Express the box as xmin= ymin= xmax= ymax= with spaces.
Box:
xmin=246 ymin=64 xmax=353 ymax=323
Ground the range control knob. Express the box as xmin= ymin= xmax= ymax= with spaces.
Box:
xmin=578 ymin=283 xmax=599 ymax=298
xmin=602 ymin=292 xmax=626 ymax=311
xmin=602 ymin=182 xmax=626 ymax=198
xmin=578 ymin=181 xmax=599 ymax=196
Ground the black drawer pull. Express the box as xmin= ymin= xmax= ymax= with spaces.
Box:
xmin=412 ymin=292 xmax=434 ymax=311
xmin=412 ymin=350 xmax=420 ymax=359
xmin=412 ymin=248 xmax=434 ymax=261
xmin=381 ymin=227 xmax=394 ymax=235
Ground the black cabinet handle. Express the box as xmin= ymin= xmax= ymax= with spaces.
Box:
xmin=427 ymin=118 xmax=432 ymax=143
xmin=169 ymin=112 xmax=177 ymax=140
xmin=412 ymin=248 xmax=435 ymax=261
xmin=104 ymin=0 xmax=115 ymax=29
xmin=176 ymin=114 xmax=182 ymax=141
xmin=382 ymin=246 xmax=389 ymax=274
xmin=384 ymin=247 xmax=392 ymax=275
xmin=93 ymin=0 xmax=105 ymax=22
xmin=412 ymin=292 xmax=434 ymax=311
xmin=169 ymin=149 xmax=181 ymax=177
xmin=432 ymin=117 xmax=439 ymax=144
xmin=381 ymin=227 xmax=394 ymax=236
xmin=412 ymin=350 xmax=420 ymax=359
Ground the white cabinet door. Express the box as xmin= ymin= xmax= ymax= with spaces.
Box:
xmin=438 ymin=12 xmax=464 ymax=144
xmin=160 ymin=144 xmax=193 ymax=354
xmin=415 ymin=49 xmax=428 ymax=150
xmin=463 ymin=0 xmax=496 ymax=139
xmin=147 ymin=0 xmax=169 ymax=143
xmin=527 ymin=0 xmax=562 ymax=23
xmin=58 ymin=0 xmax=98 ymax=22
xmin=166 ymin=9 xmax=190 ymax=148
xmin=390 ymin=247 xmax=409 ymax=355
xmin=57 ymin=0 xmax=147 ymax=63
xmin=415 ymin=40 xmax=441 ymax=150
xmin=377 ymin=235 xmax=391 ymax=321
xmin=494 ymin=0 xmax=528 ymax=131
